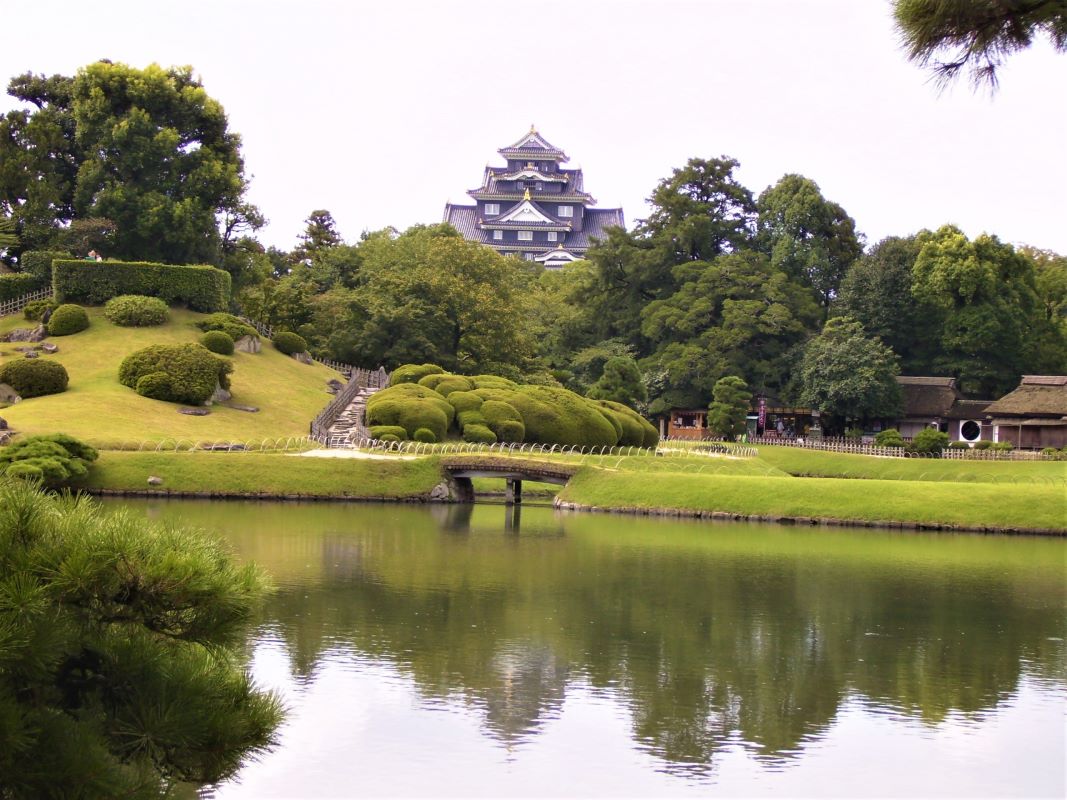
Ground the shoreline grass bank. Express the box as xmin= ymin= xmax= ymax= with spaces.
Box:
xmin=78 ymin=450 xmax=1066 ymax=534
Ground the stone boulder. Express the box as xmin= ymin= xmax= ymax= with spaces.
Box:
xmin=1 ymin=325 xmax=46 ymax=343
xmin=178 ymin=407 xmax=210 ymax=416
xmin=23 ymin=351 xmax=39 ymax=359
xmin=0 ymin=384 xmax=22 ymax=405
xmin=0 ymin=415 xmax=7 ymax=429
xmin=147 ymin=476 xmax=164 ymax=486
xmin=226 ymin=404 xmax=259 ymax=413
xmin=207 ymin=383 xmax=232 ymax=404
xmin=234 ymin=334 xmax=261 ymax=354
xmin=326 ymin=378 xmax=344 ymax=394
xmin=40 ymin=343 xmax=59 ymax=354
xmin=291 ymin=351 xmax=313 ymax=365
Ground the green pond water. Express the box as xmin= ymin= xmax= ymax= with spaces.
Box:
xmin=111 ymin=499 xmax=1066 ymax=798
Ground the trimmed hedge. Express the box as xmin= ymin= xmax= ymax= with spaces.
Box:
xmin=20 ymin=250 xmax=70 ymax=282
xmin=418 ymin=373 xmax=473 ymax=394
xmin=52 ymin=258 xmax=230 ymax=311
xmin=47 ymin=304 xmax=90 ymax=336
xmin=481 ymin=400 xmax=525 ymax=442
xmin=447 ymin=391 xmax=484 ymax=414
xmin=118 ymin=343 xmax=232 ymax=405
xmin=366 ymin=383 xmax=454 ymax=442
xmin=103 ymin=294 xmax=170 ymax=327
xmin=200 ymin=330 xmax=234 ymax=355
xmin=370 ymin=425 xmax=408 ymax=440
xmin=596 ymin=400 xmax=659 ymax=447
xmin=195 ymin=313 xmax=259 ymax=341
xmin=273 ymin=331 xmax=308 ymax=356
xmin=462 ymin=424 xmax=497 ymax=444
xmin=874 ymin=428 xmax=905 ymax=448
xmin=391 ymin=363 xmax=444 ymax=385
xmin=413 ymin=428 xmax=437 ymax=443
xmin=0 ymin=273 xmax=42 ymax=302
xmin=0 ymin=358 xmax=69 ymax=398
xmin=23 ymin=299 xmax=57 ymax=321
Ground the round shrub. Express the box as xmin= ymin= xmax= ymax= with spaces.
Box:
xmin=447 ymin=390 xmax=484 ymax=414
xmin=473 ymin=384 xmax=618 ymax=447
xmin=462 ymin=424 xmax=497 ymax=444
xmin=990 ymin=441 xmax=1014 ymax=451
xmin=370 ymin=425 xmax=408 ymax=440
xmin=273 ymin=331 xmax=308 ymax=356
xmin=366 ymin=383 xmax=454 ymax=442
xmin=948 ymin=441 xmax=970 ymax=450
xmin=413 ymin=427 xmax=437 ymax=444
xmin=119 ymin=343 xmax=232 ymax=405
xmin=195 ymin=313 xmax=259 ymax=341
xmin=457 ymin=410 xmax=487 ymax=428
xmin=23 ymin=299 xmax=57 ymax=321
xmin=972 ymin=440 xmax=992 ymax=450
xmin=135 ymin=372 xmax=174 ymax=401
xmin=0 ymin=358 xmax=69 ymax=398
xmin=200 ymin=330 xmax=235 ymax=355
xmin=874 ymin=428 xmax=905 ymax=448
xmin=469 ymin=374 xmax=518 ymax=390
xmin=391 ymin=363 xmax=444 ymax=385
xmin=378 ymin=434 xmax=400 ymax=443
xmin=597 ymin=399 xmax=658 ymax=447
xmin=47 ymin=304 xmax=89 ymax=336
xmin=596 ymin=407 xmax=624 ymax=440
xmin=431 ymin=377 xmax=473 ymax=397
xmin=103 ymin=295 xmax=170 ymax=327
xmin=495 ymin=419 xmax=525 ymax=443
xmin=910 ymin=428 xmax=949 ymax=455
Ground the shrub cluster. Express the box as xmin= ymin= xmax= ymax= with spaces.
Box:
xmin=874 ymin=428 xmax=905 ymax=448
xmin=0 ymin=433 xmax=98 ymax=488
xmin=367 ymin=365 xmax=660 ymax=448
xmin=0 ymin=273 xmax=43 ymax=302
xmin=273 ymin=331 xmax=308 ymax=356
xmin=103 ymin=294 xmax=170 ymax=327
xmin=46 ymin=304 xmax=90 ymax=336
xmin=413 ymin=427 xmax=437 ymax=443
xmin=195 ymin=313 xmax=259 ymax=342
xmin=22 ymin=299 xmax=57 ymax=321
xmin=200 ymin=330 xmax=235 ymax=355
xmin=0 ymin=359 xmax=69 ymax=398
xmin=907 ymin=428 xmax=950 ymax=455
xmin=118 ymin=343 xmax=232 ymax=405
xmin=369 ymin=425 xmax=407 ymax=440
xmin=53 ymin=259 xmax=230 ymax=311
xmin=19 ymin=250 xmax=70 ymax=282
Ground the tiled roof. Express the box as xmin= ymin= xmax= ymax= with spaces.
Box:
xmin=565 ymin=208 xmax=626 ymax=249
xmin=442 ymin=204 xmax=486 ymax=243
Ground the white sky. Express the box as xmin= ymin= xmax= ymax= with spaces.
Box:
xmin=4 ymin=0 xmax=1066 ymax=253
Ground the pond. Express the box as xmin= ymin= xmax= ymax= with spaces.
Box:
xmin=112 ymin=499 xmax=1066 ymax=798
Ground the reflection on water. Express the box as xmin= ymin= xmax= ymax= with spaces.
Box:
xmin=110 ymin=500 xmax=1067 ymax=798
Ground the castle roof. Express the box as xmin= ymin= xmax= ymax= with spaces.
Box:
xmin=467 ymin=167 xmax=592 ymax=203
xmin=498 ymin=125 xmax=567 ymax=160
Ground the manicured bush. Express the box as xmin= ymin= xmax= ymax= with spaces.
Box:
xmin=990 ymin=441 xmax=1014 ymax=451
xmin=418 ymin=373 xmax=472 ymax=393
xmin=495 ymin=419 xmax=525 ymax=443
xmin=910 ymin=428 xmax=950 ymax=455
xmin=972 ymin=440 xmax=992 ymax=450
xmin=0 ymin=273 xmax=43 ymax=302
xmin=200 ymin=330 xmax=235 ymax=355
xmin=103 ymin=294 xmax=170 ymax=327
xmin=0 ymin=359 xmax=69 ymax=398
xmin=391 ymin=363 xmax=444 ymax=385
xmin=370 ymin=425 xmax=408 ymax=440
xmin=19 ymin=249 xmax=70 ymax=281
xmin=447 ymin=391 xmax=484 ymax=414
xmin=46 ymin=304 xmax=89 ymax=336
xmin=366 ymin=383 xmax=454 ymax=442
xmin=844 ymin=427 xmax=864 ymax=440
xmin=874 ymin=428 xmax=905 ymax=448
xmin=413 ymin=427 xmax=437 ymax=443
xmin=378 ymin=433 xmax=401 ymax=443
xmin=948 ymin=441 xmax=970 ymax=450
xmin=481 ymin=400 xmax=526 ymax=441
xmin=195 ymin=313 xmax=259 ymax=341
xmin=597 ymin=407 xmax=624 ymax=440
xmin=597 ymin=400 xmax=659 ymax=447
xmin=52 ymin=258 xmax=230 ymax=311
xmin=457 ymin=410 xmax=487 ymax=428
xmin=119 ymin=343 xmax=232 ymax=405
xmin=469 ymin=374 xmax=517 ymax=390
xmin=462 ymin=424 xmax=497 ymax=444
xmin=473 ymin=384 xmax=619 ymax=447
xmin=0 ymin=433 xmax=97 ymax=487
xmin=272 ymin=331 xmax=308 ymax=355
xmin=22 ymin=299 xmax=57 ymax=321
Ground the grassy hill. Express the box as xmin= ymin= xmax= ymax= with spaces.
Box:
xmin=0 ymin=307 xmax=339 ymax=446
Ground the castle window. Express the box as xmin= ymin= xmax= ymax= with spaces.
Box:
xmin=558 ymin=205 xmax=573 ymax=217
xmin=485 ymin=203 xmax=500 ymax=215
xmin=518 ymin=230 xmax=533 ymax=241
xmin=547 ymin=231 xmax=557 ymax=242
xmin=524 ymin=252 xmax=534 ymax=260
xmin=493 ymin=230 xmax=503 ymax=241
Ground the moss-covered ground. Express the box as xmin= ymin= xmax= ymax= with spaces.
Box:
xmin=0 ymin=307 xmax=338 ymax=446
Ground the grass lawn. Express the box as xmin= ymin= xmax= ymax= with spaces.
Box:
xmin=754 ymin=444 xmax=1066 ymax=484
xmin=84 ymin=451 xmax=443 ymax=498
xmin=0 ymin=307 xmax=339 ymax=446
xmin=560 ymin=468 xmax=1067 ymax=531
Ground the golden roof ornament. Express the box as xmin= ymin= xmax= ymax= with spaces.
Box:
xmin=523 ymin=188 xmax=531 ymax=201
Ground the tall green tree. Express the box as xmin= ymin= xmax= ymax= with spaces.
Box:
xmin=587 ymin=356 xmax=646 ymax=406
xmin=0 ymin=62 xmax=257 ymax=265
xmin=893 ymin=0 xmax=1067 ymax=89
xmin=291 ymin=209 xmax=343 ymax=266
xmin=797 ymin=317 xmax=903 ymax=425
xmin=911 ymin=225 xmax=1043 ymax=396
xmin=0 ymin=480 xmax=282 ymax=797
xmin=756 ymin=174 xmax=863 ymax=316
xmin=707 ymin=375 xmax=751 ymax=440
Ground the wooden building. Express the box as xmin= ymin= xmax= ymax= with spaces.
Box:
xmin=983 ymin=376 xmax=1067 ymax=449
xmin=894 ymin=377 xmax=991 ymax=443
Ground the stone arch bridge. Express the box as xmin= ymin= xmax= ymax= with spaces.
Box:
xmin=440 ymin=456 xmax=578 ymax=504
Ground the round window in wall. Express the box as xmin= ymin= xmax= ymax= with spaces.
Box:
xmin=960 ymin=420 xmax=981 ymax=442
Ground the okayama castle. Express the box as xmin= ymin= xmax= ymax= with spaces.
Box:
xmin=443 ymin=126 xmax=625 ymax=269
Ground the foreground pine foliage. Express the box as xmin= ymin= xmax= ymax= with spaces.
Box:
xmin=0 ymin=480 xmax=283 ymax=798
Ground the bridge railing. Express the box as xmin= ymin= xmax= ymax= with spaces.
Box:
xmin=339 ymin=437 xmax=758 ymax=460
xmin=309 ymin=367 xmax=390 ymax=443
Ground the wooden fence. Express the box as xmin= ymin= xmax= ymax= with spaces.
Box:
xmin=309 ymin=365 xmax=390 ymax=442
xmin=0 ymin=286 xmax=53 ymax=318
xmin=240 ymin=316 xmax=356 ymax=376
xmin=747 ymin=435 xmax=1050 ymax=460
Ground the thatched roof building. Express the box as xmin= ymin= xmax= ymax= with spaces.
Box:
xmin=983 ymin=376 xmax=1067 ymax=449
xmin=894 ymin=377 xmax=991 ymax=442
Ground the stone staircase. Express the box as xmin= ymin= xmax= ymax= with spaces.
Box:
xmin=325 ymin=386 xmax=379 ymax=446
